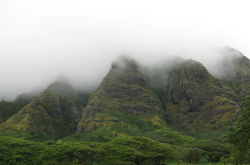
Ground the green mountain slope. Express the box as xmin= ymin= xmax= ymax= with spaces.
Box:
xmin=0 ymin=93 xmax=33 ymax=124
xmin=77 ymin=56 xmax=163 ymax=134
xmin=0 ymin=80 xmax=90 ymax=139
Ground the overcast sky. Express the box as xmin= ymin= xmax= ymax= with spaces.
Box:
xmin=1 ymin=0 xmax=250 ymax=101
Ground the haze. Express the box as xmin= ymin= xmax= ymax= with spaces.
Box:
xmin=1 ymin=0 xmax=250 ymax=101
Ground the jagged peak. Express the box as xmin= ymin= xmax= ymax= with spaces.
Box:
xmin=15 ymin=93 xmax=32 ymax=102
xmin=46 ymin=78 xmax=74 ymax=94
xmin=29 ymin=96 xmax=38 ymax=103
xmin=218 ymin=46 xmax=246 ymax=61
xmin=216 ymin=46 xmax=250 ymax=70
xmin=186 ymin=58 xmax=205 ymax=66
xmin=110 ymin=55 xmax=139 ymax=70
xmin=171 ymin=58 xmax=205 ymax=71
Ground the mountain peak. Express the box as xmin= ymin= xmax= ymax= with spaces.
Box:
xmin=110 ymin=55 xmax=139 ymax=70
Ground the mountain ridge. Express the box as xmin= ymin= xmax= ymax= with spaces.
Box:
xmin=0 ymin=47 xmax=249 ymax=140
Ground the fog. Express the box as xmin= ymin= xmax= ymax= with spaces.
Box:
xmin=1 ymin=0 xmax=250 ymax=101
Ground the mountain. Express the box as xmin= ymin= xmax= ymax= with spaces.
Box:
xmin=0 ymin=93 xmax=34 ymax=124
xmin=163 ymin=58 xmax=240 ymax=131
xmin=77 ymin=56 xmax=164 ymax=133
xmin=1 ymin=49 xmax=249 ymax=138
xmin=2 ymin=50 xmax=248 ymax=163
xmin=214 ymin=47 xmax=250 ymax=100
xmin=0 ymin=80 xmax=90 ymax=139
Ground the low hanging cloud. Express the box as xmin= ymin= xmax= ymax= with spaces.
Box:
xmin=1 ymin=1 xmax=250 ymax=101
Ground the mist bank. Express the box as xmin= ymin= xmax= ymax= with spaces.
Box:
xmin=1 ymin=46 xmax=247 ymax=101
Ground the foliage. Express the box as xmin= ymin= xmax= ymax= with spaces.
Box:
xmin=34 ymin=141 xmax=105 ymax=165
xmin=0 ymin=98 xmax=29 ymax=123
xmin=222 ymin=96 xmax=250 ymax=164
xmin=0 ymin=136 xmax=46 ymax=165
xmin=62 ymin=133 xmax=109 ymax=143
xmin=183 ymin=147 xmax=201 ymax=163
xmin=0 ymin=136 xmax=176 ymax=165
xmin=186 ymin=127 xmax=228 ymax=142
xmin=102 ymin=136 xmax=174 ymax=165
xmin=199 ymin=157 xmax=208 ymax=165
xmin=219 ymin=157 xmax=228 ymax=165
xmin=24 ymin=130 xmax=53 ymax=142
xmin=184 ymin=140 xmax=229 ymax=162
xmin=0 ymin=130 xmax=24 ymax=138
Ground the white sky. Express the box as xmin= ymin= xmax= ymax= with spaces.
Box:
xmin=1 ymin=0 xmax=250 ymax=101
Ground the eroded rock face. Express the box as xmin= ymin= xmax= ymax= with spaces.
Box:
xmin=165 ymin=59 xmax=240 ymax=131
xmin=77 ymin=57 xmax=163 ymax=133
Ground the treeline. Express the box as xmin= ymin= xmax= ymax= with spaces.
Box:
xmin=0 ymin=135 xmax=229 ymax=165
xmin=0 ymin=136 xmax=174 ymax=164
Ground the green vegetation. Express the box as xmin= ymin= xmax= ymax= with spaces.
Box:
xmin=0 ymin=130 xmax=24 ymax=138
xmin=183 ymin=147 xmax=201 ymax=163
xmin=223 ymin=96 xmax=250 ymax=164
xmin=0 ymin=136 xmax=176 ymax=164
xmin=183 ymin=140 xmax=229 ymax=162
xmin=0 ymin=132 xmax=230 ymax=164
xmin=186 ymin=127 xmax=228 ymax=142
xmin=0 ymin=82 xmax=91 ymax=140
xmin=0 ymin=97 xmax=30 ymax=123
xmin=0 ymin=136 xmax=46 ymax=164
xmin=24 ymin=130 xmax=54 ymax=142
xmin=2 ymin=56 xmax=249 ymax=164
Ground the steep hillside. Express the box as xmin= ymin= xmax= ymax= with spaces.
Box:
xmin=0 ymin=81 xmax=90 ymax=139
xmin=164 ymin=59 xmax=240 ymax=131
xmin=0 ymin=93 xmax=32 ymax=124
xmin=77 ymin=56 xmax=164 ymax=134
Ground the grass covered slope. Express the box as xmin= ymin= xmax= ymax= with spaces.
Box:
xmin=0 ymin=80 xmax=90 ymax=140
xmin=0 ymin=97 xmax=54 ymax=139
xmin=0 ymin=94 xmax=32 ymax=124
xmin=77 ymin=56 xmax=163 ymax=133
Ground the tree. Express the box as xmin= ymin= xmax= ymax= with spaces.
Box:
xmin=199 ymin=157 xmax=208 ymax=165
xmin=34 ymin=141 xmax=105 ymax=164
xmin=183 ymin=147 xmax=201 ymax=163
xmin=0 ymin=136 xmax=46 ymax=164
xmin=219 ymin=157 xmax=227 ymax=165
xmin=222 ymin=96 xmax=250 ymax=164
xmin=102 ymin=136 xmax=174 ymax=165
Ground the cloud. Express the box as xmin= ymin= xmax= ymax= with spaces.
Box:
xmin=1 ymin=1 xmax=250 ymax=101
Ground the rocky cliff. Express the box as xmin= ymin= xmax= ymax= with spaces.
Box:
xmin=164 ymin=58 xmax=241 ymax=131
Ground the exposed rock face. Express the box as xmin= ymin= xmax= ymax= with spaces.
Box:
xmin=77 ymin=57 xmax=163 ymax=133
xmin=165 ymin=59 xmax=240 ymax=131
xmin=0 ymin=81 xmax=90 ymax=138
